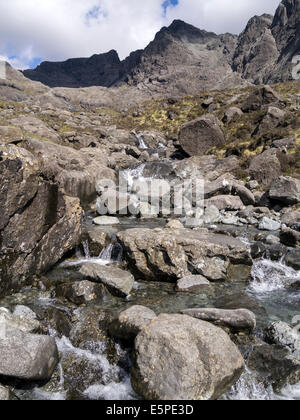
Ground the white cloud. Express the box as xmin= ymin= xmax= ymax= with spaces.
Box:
xmin=165 ymin=0 xmax=280 ymax=34
xmin=0 ymin=0 xmax=281 ymax=69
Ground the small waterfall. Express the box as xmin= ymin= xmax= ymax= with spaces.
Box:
xmin=82 ymin=240 xmax=90 ymax=259
xmin=136 ymin=133 xmax=148 ymax=150
xmin=60 ymin=241 xmax=123 ymax=268
xmin=249 ymin=258 xmax=300 ymax=294
xmin=99 ymin=243 xmax=114 ymax=261
xmin=121 ymin=164 xmax=146 ymax=192
xmin=99 ymin=242 xmax=123 ymax=264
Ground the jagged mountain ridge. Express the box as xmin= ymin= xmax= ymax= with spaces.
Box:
xmin=21 ymin=0 xmax=300 ymax=95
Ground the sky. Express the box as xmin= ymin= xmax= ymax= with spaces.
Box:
xmin=0 ymin=0 xmax=281 ymax=70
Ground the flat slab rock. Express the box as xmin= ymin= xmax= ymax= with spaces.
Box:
xmin=80 ymin=263 xmax=134 ymax=297
xmin=117 ymin=228 xmax=252 ymax=282
xmin=180 ymin=308 xmax=256 ymax=332
xmin=176 ymin=275 xmax=211 ymax=292
xmin=131 ymin=313 xmax=245 ymax=400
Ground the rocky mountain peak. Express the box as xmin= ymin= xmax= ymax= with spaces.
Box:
xmin=21 ymin=0 xmax=300 ymax=93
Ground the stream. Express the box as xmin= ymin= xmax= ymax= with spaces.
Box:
xmin=0 ymin=165 xmax=299 ymax=401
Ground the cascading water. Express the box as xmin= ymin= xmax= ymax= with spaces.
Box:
xmin=249 ymin=258 xmax=300 ymax=294
xmin=225 ymin=368 xmax=300 ymax=400
xmin=135 ymin=133 xmax=148 ymax=150
xmin=60 ymin=241 xmax=123 ymax=268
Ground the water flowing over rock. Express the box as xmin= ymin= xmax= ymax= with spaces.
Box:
xmin=131 ymin=314 xmax=245 ymax=400
xmin=0 ymin=144 xmax=82 ymax=297
xmin=117 ymin=228 xmax=252 ymax=282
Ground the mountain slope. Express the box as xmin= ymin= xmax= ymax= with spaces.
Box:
xmin=20 ymin=0 xmax=300 ymax=95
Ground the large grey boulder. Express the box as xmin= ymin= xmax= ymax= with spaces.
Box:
xmin=109 ymin=305 xmax=156 ymax=342
xmin=181 ymin=308 xmax=256 ymax=332
xmin=131 ymin=314 xmax=245 ymax=400
xmin=0 ymin=326 xmax=58 ymax=381
xmin=117 ymin=228 xmax=252 ymax=282
xmin=80 ymin=263 xmax=134 ymax=297
xmin=179 ymin=115 xmax=225 ymax=157
xmin=269 ymin=176 xmax=300 ymax=205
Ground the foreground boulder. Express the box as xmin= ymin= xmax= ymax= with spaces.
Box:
xmin=181 ymin=308 xmax=256 ymax=333
xmin=109 ymin=305 xmax=156 ymax=342
xmin=80 ymin=263 xmax=134 ymax=297
xmin=269 ymin=176 xmax=300 ymax=205
xmin=117 ymin=228 xmax=252 ymax=281
xmin=0 ymin=326 xmax=58 ymax=381
xmin=131 ymin=314 xmax=245 ymax=400
xmin=0 ymin=144 xmax=82 ymax=297
xmin=179 ymin=115 xmax=225 ymax=157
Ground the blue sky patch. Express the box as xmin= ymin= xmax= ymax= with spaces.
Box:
xmin=162 ymin=0 xmax=179 ymax=16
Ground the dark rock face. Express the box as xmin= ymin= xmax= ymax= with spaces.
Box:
xmin=23 ymin=50 xmax=124 ymax=88
xmin=21 ymin=1 xmax=300 ymax=94
xmin=233 ymin=15 xmax=278 ymax=84
xmin=0 ymin=145 xmax=82 ymax=297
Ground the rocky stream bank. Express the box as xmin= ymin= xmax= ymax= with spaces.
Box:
xmin=0 ymin=82 xmax=299 ymax=400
